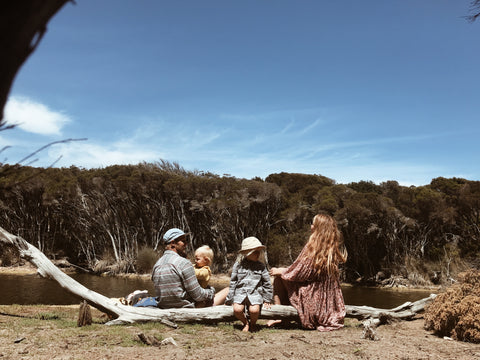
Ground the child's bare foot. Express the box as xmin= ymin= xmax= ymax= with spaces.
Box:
xmin=242 ymin=323 xmax=250 ymax=332
xmin=249 ymin=324 xmax=259 ymax=332
xmin=266 ymin=319 xmax=282 ymax=327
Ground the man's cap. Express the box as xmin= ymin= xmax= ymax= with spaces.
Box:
xmin=163 ymin=228 xmax=187 ymax=244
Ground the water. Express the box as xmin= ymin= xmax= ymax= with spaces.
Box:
xmin=341 ymin=285 xmax=434 ymax=308
xmin=0 ymin=273 xmax=435 ymax=308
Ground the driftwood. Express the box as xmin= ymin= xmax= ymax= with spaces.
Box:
xmin=347 ymin=293 xmax=437 ymax=325
xmin=77 ymin=300 xmax=92 ymax=327
xmin=137 ymin=334 xmax=178 ymax=347
xmin=0 ymin=226 xmax=435 ymax=327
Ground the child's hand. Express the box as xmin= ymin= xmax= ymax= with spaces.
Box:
xmin=269 ymin=267 xmax=280 ymax=276
xmin=263 ymin=302 xmax=272 ymax=309
xmin=269 ymin=267 xmax=286 ymax=276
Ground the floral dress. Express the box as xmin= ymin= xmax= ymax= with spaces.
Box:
xmin=281 ymin=247 xmax=346 ymax=331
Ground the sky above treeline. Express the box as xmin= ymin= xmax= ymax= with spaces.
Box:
xmin=2 ymin=1 xmax=479 ymax=186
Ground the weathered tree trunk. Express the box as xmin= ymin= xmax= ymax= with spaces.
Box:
xmin=0 ymin=226 xmax=435 ymax=327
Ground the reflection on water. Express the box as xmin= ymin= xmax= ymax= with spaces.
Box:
xmin=0 ymin=273 xmax=435 ymax=308
xmin=341 ymin=286 xmax=434 ymax=308
xmin=0 ymin=273 xmax=155 ymax=306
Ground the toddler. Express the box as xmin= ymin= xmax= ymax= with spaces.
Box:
xmin=194 ymin=245 xmax=214 ymax=289
xmin=225 ymin=236 xmax=273 ymax=332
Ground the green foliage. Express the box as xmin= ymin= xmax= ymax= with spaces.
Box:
xmin=1 ymin=163 xmax=479 ymax=283
xmin=265 ymin=172 xmax=334 ymax=194
xmin=347 ymin=180 xmax=382 ymax=194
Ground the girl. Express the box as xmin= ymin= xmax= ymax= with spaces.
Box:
xmin=225 ymin=236 xmax=273 ymax=332
xmin=267 ymin=213 xmax=348 ymax=331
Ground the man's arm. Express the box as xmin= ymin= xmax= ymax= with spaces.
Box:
xmin=181 ymin=262 xmax=215 ymax=302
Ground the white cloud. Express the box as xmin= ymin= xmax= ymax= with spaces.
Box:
xmin=48 ymin=141 xmax=161 ymax=168
xmin=4 ymin=96 xmax=71 ymax=135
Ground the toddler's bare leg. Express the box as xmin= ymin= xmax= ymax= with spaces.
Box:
xmin=213 ymin=287 xmax=229 ymax=306
xmin=248 ymin=304 xmax=260 ymax=332
xmin=233 ymin=303 xmax=249 ymax=332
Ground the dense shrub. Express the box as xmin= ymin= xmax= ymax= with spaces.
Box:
xmin=0 ymin=245 xmax=20 ymax=266
xmin=136 ymin=247 xmax=159 ymax=274
xmin=424 ymin=269 xmax=480 ymax=343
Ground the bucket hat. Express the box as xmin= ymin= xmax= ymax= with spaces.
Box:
xmin=163 ymin=228 xmax=188 ymax=244
xmin=240 ymin=236 xmax=265 ymax=256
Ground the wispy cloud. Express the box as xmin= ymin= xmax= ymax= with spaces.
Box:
xmin=1 ymin=104 xmax=460 ymax=187
xmin=4 ymin=96 xmax=71 ymax=135
xmin=48 ymin=141 xmax=161 ymax=168
xmin=297 ymin=118 xmax=324 ymax=135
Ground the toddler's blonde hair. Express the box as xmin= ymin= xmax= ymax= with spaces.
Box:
xmin=195 ymin=245 xmax=214 ymax=265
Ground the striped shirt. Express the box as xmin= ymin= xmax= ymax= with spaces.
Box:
xmin=152 ymin=250 xmax=215 ymax=308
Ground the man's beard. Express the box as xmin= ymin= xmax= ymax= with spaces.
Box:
xmin=178 ymin=249 xmax=187 ymax=258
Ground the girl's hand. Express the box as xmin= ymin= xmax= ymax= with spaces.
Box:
xmin=263 ymin=302 xmax=272 ymax=309
xmin=269 ymin=267 xmax=283 ymax=276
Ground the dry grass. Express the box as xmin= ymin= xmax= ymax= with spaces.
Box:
xmin=424 ymin=269 xmax=480 ymax=343
xmin=2 ymin=304 xmax=480 ymax=360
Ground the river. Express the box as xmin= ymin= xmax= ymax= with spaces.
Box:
xmin=0 ymin=273 xmax=435 ymax=308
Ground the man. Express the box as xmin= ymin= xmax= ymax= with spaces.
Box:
xmin=152 ymin=228 xmax=215 ymax=308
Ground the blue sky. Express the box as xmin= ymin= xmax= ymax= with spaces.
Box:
xmin=2 ymin=0 xmax=479 ymax=186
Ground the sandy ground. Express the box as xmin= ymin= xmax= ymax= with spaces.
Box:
xmin=2 ymin=265 xmax=477 ymax=359
xmin=0 ymin=304 xmax=479 ymax=360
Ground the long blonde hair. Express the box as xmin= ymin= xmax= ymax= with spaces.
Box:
xmin=304 ymin=213 xmax=347 ymax=275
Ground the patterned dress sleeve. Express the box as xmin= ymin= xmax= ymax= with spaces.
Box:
xmin=281 ymin=247 xmax=318 ymax=282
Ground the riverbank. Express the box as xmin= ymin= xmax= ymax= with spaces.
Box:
xmin=0 ymin=304 xmax=479 ymax=359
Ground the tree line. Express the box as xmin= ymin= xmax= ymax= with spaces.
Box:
xmin=0 ymin=161 xmax=478 ymax=284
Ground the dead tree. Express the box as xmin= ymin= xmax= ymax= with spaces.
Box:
xmin=0 ymin=226 xmax=435 ymax=327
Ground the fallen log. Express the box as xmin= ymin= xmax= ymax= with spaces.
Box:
xmin=0 ymin=226 xmax=435 ymax=327
xmin=347 ymin=293 xmax=437 ymax=325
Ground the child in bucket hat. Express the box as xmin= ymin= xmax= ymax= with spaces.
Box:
xmin=225 ymin=237 xmax=273 ymax=332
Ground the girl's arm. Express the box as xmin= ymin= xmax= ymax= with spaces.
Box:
xmin=269 ymin=267 xmax=287 ymax=276
xmin=261 ymin=266 xmax=274 ymax=304
xmin=225 ymin=263 xmax=239 ymax=305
